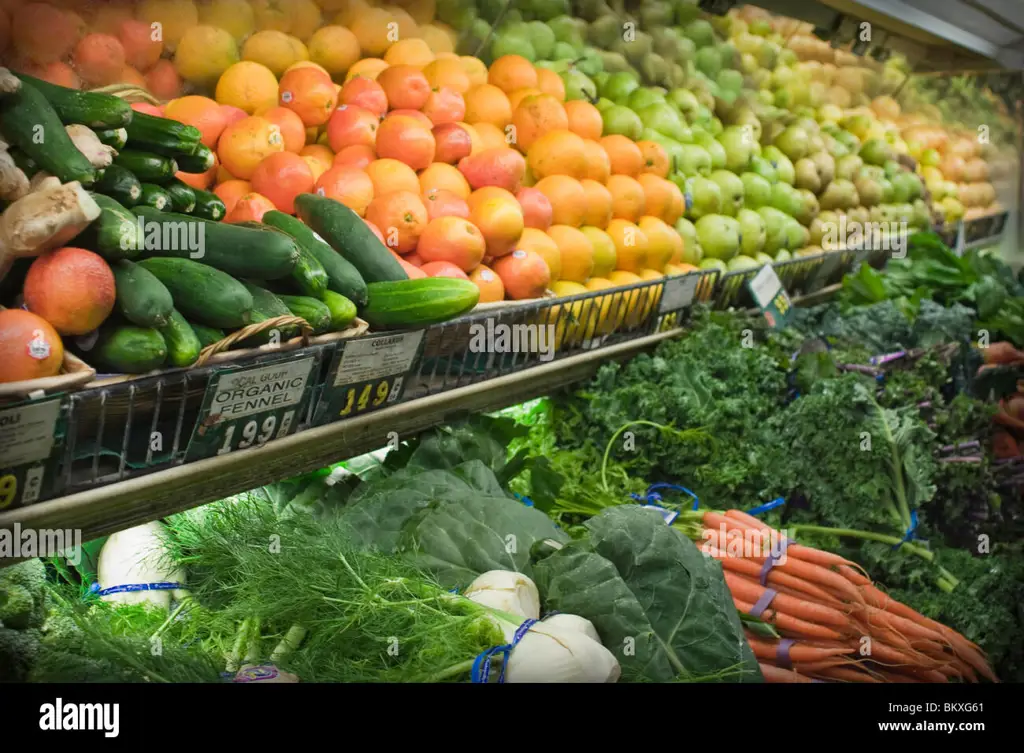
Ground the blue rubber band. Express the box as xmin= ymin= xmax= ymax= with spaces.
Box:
xmin=471 ymin=618 xmax=538 ymax=684
xmin=644 ymin=483 xmax=700 ymax=511
xmin=892 ymin=510 xmax=926 ymax=550
xmin=512 ymin=492 xmax=534 ymax=507
xmin=746 ymin=497 xmax=786 ymax=517
xmin=92 ymin=582 xmax=185 ymax=597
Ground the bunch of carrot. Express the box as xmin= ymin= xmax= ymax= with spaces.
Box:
xmin=698 ymin=509 xmax=998 ymax=683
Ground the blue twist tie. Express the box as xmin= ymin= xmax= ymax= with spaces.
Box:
xmin=893 ymin=510 xmax=926 ymax=550
xmin=644 ymin=483 xmax=700 ymax=511
xmin=512 ymin=492 xmax=534 ymax=507
xmin=745 ymin=497 xmax=786 ymax=517
xmin=471 ymin=618 xmax=539 ymax=684
xmin=92 ymin=582 xmax=185 ymax=597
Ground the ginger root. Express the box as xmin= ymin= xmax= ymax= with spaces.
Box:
xmin=0 ymin=181 xmax=100 ymax=262
xmin=65 ymin=125 xmax=116 ymax=169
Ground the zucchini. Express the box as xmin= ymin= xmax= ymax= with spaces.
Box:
xmin=125 ymin=111 xmax=200 ymax=156
xmin=235 ymin=219 xmax=327 ymax=298
xmin=240 ymin=281 xmax=297 ymax=344
xmin=163 ymin=178 xmax=196 ymax=213
xmin=361 ymin=278 xmax=480 ymax=329
xmin=175 ymin=144 xmax=216 ymax=174
xmin=79 ymin=193 xmax=142 ymax=260
xmin=139 ymin=183 xmax=171 ymax=210
xmin=137 ymin=257 xmax=254 ymax=329
xmin=12 ymin=73 xmax=133 ymax=128
xmin=114 ymin=150 xmax=177 ymax=182
xmin=189 ymin=322 xmax=225 ymax=349
xmin=276 ymin=294 xmax=332 ymax=335
xmin=191 ymin=188 xmax=226 ymax=220
xmin=94 ymin=164 xmax=142 ymax=206
xmin=133 ymin=205 xmax=299 ymax=279
xmin=111 ymin=259 xmax=174 ymax=327
xmin=0 ymin=79 xmax=97 ymax=184
xmin=93 ymin=324 xmax=168 ymax=374
xmin=321 ymin=290 xmax=358 ymax=331
xmin=262 ymin=209 xmax=368 ymax=306
xmin=156 ymin=308 xmax=202 ymax=367
xmin=95 ymin=127 xmax=128 ymax=150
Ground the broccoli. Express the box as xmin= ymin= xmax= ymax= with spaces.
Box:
xmin=0 ymin=627 xmax=41 ymax=682
xmin=0 ymin=559 xmax=47 ymax=631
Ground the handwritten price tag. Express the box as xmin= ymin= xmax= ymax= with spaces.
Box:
xmin=0 ymin=396 xmax=65 ymax=510
xmin=748 ymin=264 xmax=793 ymax=329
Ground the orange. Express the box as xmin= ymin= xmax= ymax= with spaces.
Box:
xmin=165 ymin=96 xmax=228 ymax=149
xmin=326 ymin=104 xmax=380 ymax=152
xmin=607 ymin=270 xmax=649 ymax=327
xmin=638 ymin=216 xmax=679 ymax=271
xmin=251 ymin=151 xmax=314 ymax=214
xmin=213 ymin=179 xmax=253 ymax=213
xmin=308 ymin=25 xmax=360 ymax=78
xmin=510 ymin=94 xmax=569 ymax=153
xmin=220 ymin=104 xmax=249 ymax=129
xmin=116 ymin=65 xmax=148 ymax=87
xmin=423 ymin=57 xmax=471 ymax=93
xmin=564 ymin=100 xmax=603 ymax=141
xmin=580 ymin=226 xmax=617 ymax=277
xmin=251 ymin=0 xmax=290 ymax=33
xmin=376 ymin=115 xmax=436 ymax=171
xmin=527 ymin=129 xmax=587 ymax=180
xmin=216 ymin=61 xmax=279 ymax=114
xmin=508 ymin=87 xmax=542 ymax=111
xmin=637 ymin=140 xmax=670 ymax=178
xmin=516 ymin=227 xmax=561 ymax=281
xmin=116 ymin=19 xmax=163 ymax=71
xmin=174 ymin=24 xmax=240 ymax=86
xmin=225 ymin=192 xmax=277 ymax=222
xmin=606 ymin=219 xmax=650 ymax=272
xmin=24 ymin=247 xmax=115 ymax=336
xmin=535 ymin=68 xmax=565 ymax=101
xmin=583 ymin=277 xmax=622 ymax=335
xmin=464 ymin=85 xmax=513 ymax=128
xmin=12 ymin=3 xmax=84 ymax=64
xmin=423 ymin=88 xmax=466 ymax=126
xmin=257 ymin=106 xmax=307 ymax=153
xmin=472 ymin=122 xmax=509 ymax=152
xmin=492 ymin=249 xmax=550 ymax=299
xmin=420 ymin=261 xmax=470 ymax=280
xmin=515 ymin=186 xmax=553 ymax=231
xmin=350 ymin=7 xmax=401 ymax=57
xmin=461 ymin=55 xmax=489 ymax=87
xmin=534 ymin=176 xmax=586 ymax=227
xmin=664 ymin=263 xmax=698 ymax=275
xmin=304 ymin=155 xmax=327 ymax=182
xmin=547 ymin=225 xmax=594 ymax=283
xmin=638 ymin=174 xmax=685 ymax=225
xmin=384 ymin=38 xmax=434 ymax=68
xmin=470 ymin=191 xmax=525 ymax=257
xmin=16 ymin=61 xmax=81 ymax=89
xmin=279 ymin=66 xmax=337 ymax=127
xmin=145 ymin=59 xmax=183 ymax=100
xmin=365 ymin=191 xmax=429 ymax=253
xmin=423 ymin=188 xmax=470 ymax=221
xmin=417 ymin=217 xmax=486 ymax=271
xmin=600 ymin=135 xmax=644 ymax=177
xmin=433 ymin=122 xmax=474 ymax=164
xmin=420 ymin=23 xmax=456 ymax=55
xmin=469 ymin=264 xmax=505 ymax=302
xmin=242 ymin=30 xmax=308 ymax=77
xmin=488 ymin=54 xmax=538 ymax=95
xmin=458 ymin=122 xmax=483 ymax=155
xmin=388 ymin=109 xmax=433 ymax=129
xmin=332 ymin=144 xmax=375 ymax=170
xmin=607 ymin=175 xmax=647 ymax=222
xmin=376 ymin=64 xmax=431 ymax=111
xmin=338 ymin=77 xmax=389 ymax=117
xmin=365 ymin=158 xmax=420 ymax=196
xmin=315 ymin=165 xmax=375 ymax=216
xmin=197 ymin=0 xmax=255 ymax=42
xmin=580 ymin=179 xmax=613 ymax=228
xmin=218 ymin=115 xmax=285 ymax=179
xmin=344 ymin=57 xmax=389 ymax=82
xmin=419 ymin=162 xmax=471 ymax=200
xmin=71 ymin=33 xmax=125 ymax=86
xmin=287 ymin=0 xmax=324 ymax=40
xmin=135 ymin=1 xmax=202 ymax=52
xmin=92 ymin=3 xmax=136 ymax=35
xmin=0 ymin=309 xmax=64 ymax=383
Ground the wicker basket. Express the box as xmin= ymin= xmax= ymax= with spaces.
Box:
xmin=0 ymin=351 xmax=95 ymax=405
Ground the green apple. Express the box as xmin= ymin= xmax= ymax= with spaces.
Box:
xmin=638 ymin=102 xmax=689 ymax=143
xmin=758 ymin=207 xmax=790 ymax=254
xmin=685 ymin=175 xmax=723 ymax=219
xmin=627 ymin=87 xmax=666 ymax=111
xmin=601 ymin=71 xmax=639 ymax=102
xmin=718 ymin=125 xmax=755 ymax=173
xmin=674 ymin=217 xmax=700 ymax=264
xmin=749 ymin=156 xmax=778 ymax=183
xmin=728 ymin=254 xmax=760 ymax=271
xmin=741 ymin=172 xmax=772 ymax=208
xmin=737 ymin=208 xmax=766 ymax=256
xmin=603 ymin=105 xmax=644 ymax=141
xmin=696 ymin=214 xmax=741 ymax=261
xmin=710 ymin=169 xmax=745 ymax=216
xmin=561 ymin=69 xmax=596 ymax=101
xmin=676 ymin=144 xmax=712 ymax=177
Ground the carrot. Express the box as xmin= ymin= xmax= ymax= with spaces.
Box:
xmin=725 ymin=572 xmax=850 ymax=628
xmin=747 ymin=551 xmax=866 ymax=605
xmin=732 ymin=596 xmax=845 ymax=641
xmin=759 ymin=662 xmax=817 ymax=683
xmin=791 ymin=657 xmax=861 ymax=673
xmin=862 ymin=639 xmax=943 ymax=670
xmin=744 ymin=634 xmax=854 ymax=664
xmin=838 ymin=564 xmax=871 ymax=586
xmin=706 ymin=546 xmax=846 ymax=606
xmin=863 ymin=666 xmax=924 ymax=683
xmin=865 ymin=605 xmax=949 ymax=645
xmin=810 ymin=665 xmax=884 ymax=683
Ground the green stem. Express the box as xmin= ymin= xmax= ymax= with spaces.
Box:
xmin=786 ymin=523 xmax=935 ymax=561
xmin=151 ymin=598 xmax=190 ymax=641
xmin=338 ymin=552 xmax=372 ymax=593
xmin=423 ymin=658 xmax=478 ymax=683
xmin=600 ymin=420 xmax=705 ymax=491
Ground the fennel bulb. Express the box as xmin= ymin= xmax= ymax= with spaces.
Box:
xmin=489 ymin=613 xmax=621 ymax=683
xmin=464 ymin=570 xmax=541 ymax=619
xmin=96 ymin=521 xmax=187 ymax=609
xmin=542 ymin=613 xmax=602 ymax=643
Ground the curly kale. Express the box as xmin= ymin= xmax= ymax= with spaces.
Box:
xmin=0 ymin=559 xmax=47 ymax=631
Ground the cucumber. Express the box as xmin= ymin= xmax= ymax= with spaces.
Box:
xmin=125 ymin=111 xmax=200 ymax=157
xmin=361 ymin=278 xmax=480 ymax=329
xmin=114 ymin=150 xmax=177 ymax=182
xmin=94 ymin=164 xmax=142 ymax=206
xmin=189 ymin=322 xmax=225 ymax=349
xmin=9 ymin=149 xmax=38 ymax=176
xmin=95 ymin=127 xmax=128 ymax=150
xmin=133 ymin=206 xmax=299 ymax=279
xmin=261 ymin=210 xmax=368 ymax=306
xmin=139 ymin=183 xmax=171 ymax=210
xmin=163 ymin=178 xmax=196 ymax=213
xmin=175 ymin=144 xmax=216 ymax=174
xmin=12 ymin=73 xmax=133 ymax=128
xmin=137 ymin=257 xmax=254 ymax=329
xmin=79 ymin=193 xmax=142 ymax=260
xmin=93 ymin=324 xmax=167 ymax=374
xmin=191 ymin=188 xmax=226 ymax=220
xmin=294 ymin=193 xmax=407 ymax=285
xmin=240 ymin=281 xmax=297 ymax=344
xmin=111 ymin=259 xmax=174 ymax=327
xmin=234 ymin=219 xmax=328 ymax=298
xmin=276 ymin=294 xmax=332 ymax=335
xmin=0 ymin=79 xmax=97 ymax=184
xmin=321 ymin=290 xmax=358 ymax=331
xmin=156 ymin=308 xmax=202 ymax=367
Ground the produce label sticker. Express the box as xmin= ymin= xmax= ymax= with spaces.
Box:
xmin=0 ymin=395 xmax=65 ymax=510
xmin=185 ymin=355 xmax=317 ymax=462
xmin=748 ymin=264 xmax=792 ymax=329
xmin=659 ymin=273 xmax=701 ymax=314
xmin=314 ymin=331 xmax=425 ymax=425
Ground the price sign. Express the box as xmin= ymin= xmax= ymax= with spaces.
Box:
xmin=748 ymin=264 xmax=792 ymax=329
xmin=659 ymin=273 xmax=700 ymax=314
xmin=314 ymin=331 xmax=424 ymax=425
xmin=184 ymin=355 xmax=317 ymax=462
xmin=0 ymin=395 xmax=65 ymax=510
